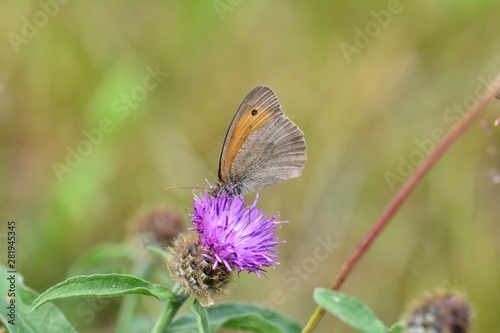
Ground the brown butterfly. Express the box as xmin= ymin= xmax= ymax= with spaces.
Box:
xmin=212 ymin=85 xmax=306 ymax=196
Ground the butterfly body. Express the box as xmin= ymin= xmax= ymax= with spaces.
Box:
xmin=212 ymin=85 xmax=306 ymax=196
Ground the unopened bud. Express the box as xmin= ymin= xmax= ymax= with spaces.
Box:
xmin=137 ymin=208 xmax=184 ymax=247
xmin=406 ymin=290 xmax=470 ymax=333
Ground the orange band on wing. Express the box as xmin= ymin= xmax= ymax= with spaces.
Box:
xmin=220 ymin=106 xmax=274 ymax=182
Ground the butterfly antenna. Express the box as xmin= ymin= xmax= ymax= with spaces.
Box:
xmin=164 ymin=186 xmax=207 ymax=191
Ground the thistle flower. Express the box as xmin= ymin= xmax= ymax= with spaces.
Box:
xmin=191 ymin=190 xmax=283 ymax=277
xmin=167 ymin=233 xmax=231 ymax=307
xmin=405 ymin=289 xmax=471 ymax=333
xmin=167 ymin=190 xmax=283 ymax=306
xmin=136 ymin=208 xmax=184 ymax=247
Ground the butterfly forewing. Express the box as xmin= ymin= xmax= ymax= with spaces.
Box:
xmin=218 ymin=86 xmax=281 ymax=182
xmin=217 ymin=85 xmax=306 ymax=194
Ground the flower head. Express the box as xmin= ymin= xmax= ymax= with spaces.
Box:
xmin=405 ymin=289 xmax=470 ymax=333
xmin=136 ymin=208 xmax=184 ymax=248
xmin=167 ymin=233 xmax=231 ymax=307
xmin=191 ymin=191 xmax=283 ymax=276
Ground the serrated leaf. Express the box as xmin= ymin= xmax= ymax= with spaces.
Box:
xmin=313 ymin=288 xmax=386 ymax=333
xmin=192 ymin=300 xmax=210 ymax=333
xmin=28 ymin=273 xmax=173 ymax=313
xmin=0 ymin=264 xmax=77 ymax=333
xmin=167 ymin=302 xmax=302 ymax=333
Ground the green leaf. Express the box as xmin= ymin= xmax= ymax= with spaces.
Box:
xmin=192 ymin=300 xmax=210 ymax=333
xmin=28 ymin=273 xmax=173 ymax=313
xmin=313 ymin=288 xmax=386 ymax=333
xmin=67 ymin=243 xmax=136 ymax=276
xmin=389 ymin=322 xmax=406 ymax=333
xmin=0 ymin=264 xmax=77 ymax=333
xmin=167 ymin=302 xmax=302 ymax=333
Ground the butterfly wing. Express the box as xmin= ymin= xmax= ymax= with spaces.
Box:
xmin=218 ymin=85 xmax=306 ymax=194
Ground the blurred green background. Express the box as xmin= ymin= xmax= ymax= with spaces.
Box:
xmin=2 ymin=1 xmax=500 ymax=332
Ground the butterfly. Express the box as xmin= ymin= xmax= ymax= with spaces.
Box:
xmin=212 ymin=85 xmax=306 ymax=196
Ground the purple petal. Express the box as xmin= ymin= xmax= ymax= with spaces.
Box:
xmin=191 ymin=191 xmax=284 ymax=275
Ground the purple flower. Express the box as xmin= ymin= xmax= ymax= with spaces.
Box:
xmin=191 ymin=191 xmax=283 ymax=277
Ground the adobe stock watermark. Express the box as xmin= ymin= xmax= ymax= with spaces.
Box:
xmin=339 ymin=0 xmax=410 ymax=64
xmin=213 ymin=0 xmax=243 ymax=21
xmin=51 ymin=65 xmax=169 ymax=182
xmin=7 ymin=0 xmax=72 ymax=54
xmin=253 ymin=234 xmax=337 ymax=311
xmin=384 ymin=74 xmax=497 ymax=192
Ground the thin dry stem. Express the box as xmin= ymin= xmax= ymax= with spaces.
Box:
xmin=302 ymin=73 xmax=500 ymax=333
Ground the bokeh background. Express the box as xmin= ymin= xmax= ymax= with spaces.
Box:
xmin=2 ymin=1 xmax=500 ymax=332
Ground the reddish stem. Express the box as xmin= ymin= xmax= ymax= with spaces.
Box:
xmin=302 ymin=74 xmax=500 ymax=333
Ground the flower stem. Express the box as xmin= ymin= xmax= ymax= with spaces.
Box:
xmin=302 ymin=74 xmax=500 ymax=333
xmin=152 ymin=283 xmax=189 ymax=333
